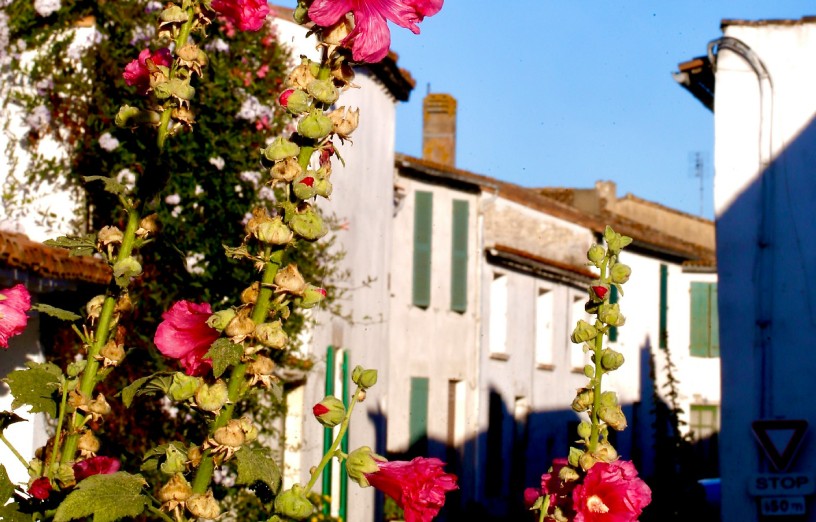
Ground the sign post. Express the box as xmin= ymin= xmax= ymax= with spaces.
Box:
xmin=749 ymin=419 xmax=810 ymax=518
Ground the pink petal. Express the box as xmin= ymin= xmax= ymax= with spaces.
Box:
xmin=348 ymin=4 xmax=392 ymax=63
xmin=0 ymin=284 xmax=30 ymax=348
xmin=308 ymin=0 xmax=354 ymax=27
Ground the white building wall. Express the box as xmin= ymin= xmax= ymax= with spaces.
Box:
xmin=713 ymin=21 xmax=816 ymax=522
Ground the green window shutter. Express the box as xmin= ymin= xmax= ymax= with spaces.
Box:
xmin=710 ymin=284 xmax=719 ymax=357
xmin=409 ymin=377 xmax=429 ymax=451
xmin=690 ymin=282 xmax=710 ymax=357
xmin=609 ymin=284 xmax=619 ymax=342
xmin=659 ymin=264 xmax=668 ymax=349
xmin=450 ymin=200 xmax=469 ymax=312
xmin=412 ymin=192 xmax=433 ymax=307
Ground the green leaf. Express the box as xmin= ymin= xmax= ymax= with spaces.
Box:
xmin=43 ymin=235 xmax=97 ymax=257
xmin=223 ymin=244 xmax=251 ymax=260
xmin=0 ymin=411 xmax=25 ymax=433
xmin=83 ymin=176 xmax=127 ymax=197
xmin=0 ymin=464 xmax=14 ymax=504
xmin=53 ymin=472 xmax=149 ymax=522
xmin=3 ymin=362 xmax=63 ymax=416
xmin=235 ymin=446 xmax=281 ymax=494
xmin=205 ymin=338 xmax=243 ymax=378
xmin=0 ymin=503 xmax=32 ymax=522
xmin=31 ymin=303 xmax=81 ymax=321
xmin=120 ymin=372 xmax=174 ymax=408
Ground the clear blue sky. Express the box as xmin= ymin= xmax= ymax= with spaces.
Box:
xmin=383 ymin=1 xmax=815 ymax=220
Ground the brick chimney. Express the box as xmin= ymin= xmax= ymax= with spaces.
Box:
xmin=422 ymin=93 xmax=457 ymax=167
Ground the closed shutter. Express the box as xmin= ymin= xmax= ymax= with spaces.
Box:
xmin=710 ymin=284 xmax=719 ymax=357
xmin=412 ymin=192 xmax=433 ymax=307
xmin=450 ymin=200 xmax=469 ymax=312
xmin=659 ymin=264 xmax=668 ymax=349
xmin=690 ymin=282 xmax=710 ymax=357
xmin=409 ymin=377 xmax=429 ymax=452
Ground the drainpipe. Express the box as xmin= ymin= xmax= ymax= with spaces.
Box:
xmin=707 ymin=37 xmax=774 ymax=419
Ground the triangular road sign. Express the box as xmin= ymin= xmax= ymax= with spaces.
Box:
xmin=752 ymin=419 xmax=808 ymax=472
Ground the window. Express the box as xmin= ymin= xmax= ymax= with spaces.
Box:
xmin=689 ymin=405 xmax=719 ymax=441
xmin=485 ymin=391 xmax=504 ymax=497
xmin=489 ymin=273 xmax=508 ymax=355
xmin=409 ymin=377 xmax=429 ymax=454
xmin=535 ymin=288 xmax=554 ymax=366
xmin=659 ymin=264 xmax=668 ymax=349
xmin=690 ymin=282 xmax=719 ymax=357
xmin=412 ymin=191 xmax=433 ymax=307
xmin=450 ymin=200 xmax=469 ymax=312
xmin=570 ymin=293 xmax=591 ymax=369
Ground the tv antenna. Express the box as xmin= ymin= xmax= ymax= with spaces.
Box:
xmin=688 ymin=151 xmax=709 ymax=216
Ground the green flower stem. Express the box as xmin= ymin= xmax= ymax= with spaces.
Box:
xmin=157 ymin=9 xmax=195 ymax=150
xmin=60 ymin=207 xmax=141 ymax=464
xmin=588 ymin=258 xmax=611 ymax=454
xmin=46 ymin=380 xmax=70 ymax=479
xmin=191 ymin=249 xmax=285 ymax=494
xmin=304 ymin=386 xmax=362 ymax=495
xmin=0 ymin=432 xmax=29 ymax=469
xmin=147 ymin=504 xmax=176 ymax=522
xmin=157 ymin=108 xmax=173 ymax=150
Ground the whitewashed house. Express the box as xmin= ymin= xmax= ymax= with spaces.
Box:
xmin=677 ymin=15 xmax=816 ymax=522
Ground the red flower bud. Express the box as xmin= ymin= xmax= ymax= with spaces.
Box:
xmin=279 ymin=88 xmax=294 ymax=107
xmin=300 ymin=176 xmax=315 ymax=187
xmin=28 ymin=477 xmax=52 ymax=500
xmin=313 ymin=403 xmax=329 ymax=416
xmin=592 ymin=285 xmax=609 ymax=300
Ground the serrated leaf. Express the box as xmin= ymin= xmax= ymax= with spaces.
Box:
xmin=3 ymin=362 xmax=63 ymax=416
xmin=223 ymin=244 xmax=250 ymax=259
xmin=235 ymin=446 xmax=281 ymax=494
xmin=43 ymin=235 xmax=97 ymax=257
xmin=0 ymin=503 xmax=32 ymax=522
xmin=83 ymin=176 xmax=127 ymax=197
xmin=0 ymin=411 xmax=25 ymax=433
xmin=53 ymin=472 xmax=148 ymax=522
xmin=205 ymin=339 xmax=243 ymax=378
xmin=31 ymin=303 xmax=81 ymax=321
xmin=0 ymin=464 xmax=14 ymax=504
xmin=120 ymin=372 xmax=174 ymax=407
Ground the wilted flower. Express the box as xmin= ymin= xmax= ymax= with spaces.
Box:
xmin=154 ymin=301 xmax=220 ymax=376
xmin=309 ymin=0 xmax=444 ymax=63
xmin=210 ymin=0 xmax=270 ymax=32
xmin=73 ymin=456 xmax=121 ymax=481
xmin=28 ymin=477 xmax=52 ymax=500
xmin=0 ymin=284 xmax=30 ymax=348
xmin=572 ymin=460 xmax=651 ymax=522
xmin=123 ymin=48 xmax=172 ymax=95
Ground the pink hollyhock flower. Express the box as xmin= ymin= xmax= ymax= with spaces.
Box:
xmin=28 ymin=477 xmax=52 ymax=500
xmin=572 ymin=460 xmax=652 ymax=522
xmin=211 ymin=0 xmax=270 ymax=32
xmin=73 ymin=456 xmax=121 ymax=481
xmin=309 ymin=0 xmax=444 ymax=63
xmin=540 ymin=458 xmax=578 ymax=519
xmin=0 ymin=284 xmax=30 ymax=348
xmin=524 ymin=487 xmax=541 ymax=508
xmin=154 ymin=300 xmax=220 ymax=376
xmin=365 ymin=457 xmax=458 ymax=522
xmin=123 ymin=48 xmax=172 ymax=95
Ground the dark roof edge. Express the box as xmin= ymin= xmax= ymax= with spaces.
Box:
xmin=488 ymin=245 xmax=596 ymax=287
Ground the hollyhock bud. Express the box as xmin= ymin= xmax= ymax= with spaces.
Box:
xmin=176 ymin=44 xmax=208 ymax=76
xmin=206 ymin=309 xmax=236 ymax=331
xmin=270 ymin=157 xmax=303 ymax=183
xmin=571 ymin=388 xmax=594 ymax=413
xmin=158 ymin=473 xmax=193 ymax=504
xmin=600 ymin=391 xmax=618 ymax=407
xmin=241 ymin=282 xmax=260 ymax=304
xmin=300 ymin=284 xmax=327 ymax=309
xmin=274 ymin=484 xmax=314 ymax=520
xmin=298 ymin=110 xmax=334 ymax=140
xmin=137 ymin=213 xmax=161 ymax=238
xmin=247 ymin=354 xmax=275 ymax=376
xmin=98 ymin=226 xmax=124 ymax=246
xmin=274 ymin=264 xmax=307 ymax=295
xmin=245 ymin=207 xmax=274 ymax=238
xmin=169 ymin=373 xmax=202 ymax=402
xmin=610 ymin=263 xmax=632 ymax=284
xmin=598 ymin=303 xmax=625 ymax=327
xmin=160 ymin=5 xmax=189 ymax=24
xmin=570 ymin=320 xmax=597 ymax=344
xmin=86 ymin=295 xmax=106 ymax=320
xmin=225 ymin=309 xmax=255 ymax=339
xmin=238 ymin=416 xmax=259 ymax=443
xmin=293 ymin=3 xmax=309 ymax=24
xmin=591 ymin=285 xmax=608 ymax=300
xmin=579 ymin=452 xmax=598 ymax=471
xmin=583 ymin=364 xmax=595 ymax=378
xmin=568 ymin=447 xmax=583 ymax=468
xmin=328 ymin=106 xmax=360 ymax=139
xmin=258 ymin=217 xmax=294 ymax=245
xmin=594 ymin=440 xmax=619 ymax=463
xmin=601 ymin=349 xmax=625 ymax=371
xmin=346 ymin=446 xmax=385 ymax=487
xmin=195 ymin=380 xmax=229 ymax=412
xmin=113 ymin=256 xmax=142 ymax=281
xmin=254 ymin=320 xmax=289 ymax=349
xmin=0 ymin=284 xmax=30 ymax=348
xmin=98 ymin=341 xmax=125 ymax=367
xmin=314 ymin=175 xmax=333 ymax=198
xmin=604 ymin=225 xmax=633 ymax=255
xmin=587 ymin=244 xmax=605 ymax=265
xmin=280 ymin=88 xmax=311 ymax=114
xmin=263 ymin=137 xmax=300 ymax=162
xmin=313 ymin=396 xmax=346 ymax=428
xmin=559 ymin=465 xmax=581 ymax=483
xmin=577 ymin=421 xmax=592 ymax=440
xmin=599 ymin=404 xmax=628 ymax=431
xmin=286 ymin=59 xmax=318 ymax=89
xmin=306 ymin=79 xmax=339 ymax=105
xmin=88 ymin=393 xmax=111 ymax=417
xmin=187 ymin=491 xmax=221 ymax=519
xmin=293 ymin=175 xmax=317 ymax=200
xmin=351 ymin=365 xmax=378 ymax=388
xmin=160 ymin=445 xmax=187 ymax=475
xmin=28 ymin=477 xmax=52 ymax=500
xmin=78 ymin=430 xmax=100 ymax=455
xmin=289 ymin=207 xmax=327 ymax=240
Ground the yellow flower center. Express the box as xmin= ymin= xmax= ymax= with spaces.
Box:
xmin=587 ymin=495 xmax=610 ymax=513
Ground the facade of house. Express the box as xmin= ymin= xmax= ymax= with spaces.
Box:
xmin=677 ymin=16 xmax=816 ymax=522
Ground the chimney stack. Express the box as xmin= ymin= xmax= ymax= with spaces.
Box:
xmin=422 ymin=93 xmax=457 ymax=167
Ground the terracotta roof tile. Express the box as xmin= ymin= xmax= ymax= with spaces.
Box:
xmin=0 ymin=231 xmax=110 ymax=285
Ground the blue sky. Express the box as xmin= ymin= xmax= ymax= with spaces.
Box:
xmin=384 ymin=1 xmax=815 ymax=219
